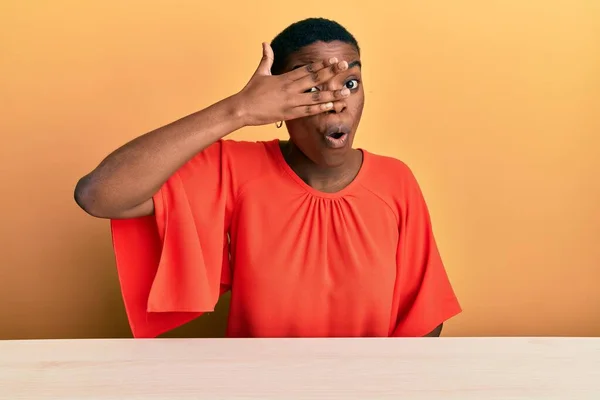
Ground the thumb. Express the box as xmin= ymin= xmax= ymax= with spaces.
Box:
xmin=255 ymin=42 xmax=274 ymax=76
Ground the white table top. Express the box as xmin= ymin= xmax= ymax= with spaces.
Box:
xmin=1 ymin=337 xmax=599 ymax=399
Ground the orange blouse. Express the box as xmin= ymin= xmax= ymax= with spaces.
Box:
xmin=110 ymin=139 xmax=461 ymax=338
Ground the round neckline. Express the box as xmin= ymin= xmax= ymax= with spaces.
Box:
xmin=269 ymin=139 xmax=369 ymax=199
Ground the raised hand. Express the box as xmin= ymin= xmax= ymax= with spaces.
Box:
xmin=236 ymin=42 xmax=351 ymax=126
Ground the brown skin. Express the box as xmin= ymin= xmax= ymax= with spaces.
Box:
xmin=74 ymin=40 xmax=444 ymax=338
xmin=279 ymin=41 xmax=365 ymax=193
xmin=74 ymin=42 xmax=351 ymax=219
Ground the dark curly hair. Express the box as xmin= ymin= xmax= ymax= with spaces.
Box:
xmin=270 ymin=17 xmax=360 ymax=75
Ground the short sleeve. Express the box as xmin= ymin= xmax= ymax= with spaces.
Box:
xmin=110 ymin=140 xmax=235 ymax=338
xmin=390 ymin=168 xmax=461 ymax=337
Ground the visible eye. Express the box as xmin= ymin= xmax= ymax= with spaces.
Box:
xmin=305 ymin=87 xmax=319 ymax=93
xmin=345 ymin=79 xmax=360 ymax=90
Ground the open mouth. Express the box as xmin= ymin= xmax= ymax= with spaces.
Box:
xmin=328 ymin=132 xmax=346 ymax=140
xmin=324 ymin=126 xmax=350 ymax=149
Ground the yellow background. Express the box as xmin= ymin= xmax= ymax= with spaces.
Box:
xmin=1 ymin=0 xmax=598 ymax=339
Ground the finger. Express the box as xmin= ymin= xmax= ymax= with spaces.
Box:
xmin=289 ymin=60 xmax=349 ymax=93
xmin=293 ymin=87 xmax=351 ymax=106
xmin=284 ymin=57 xmax=338 ymax=81
xmin=285 ymin=101 xmax=342 ymax=120
xmin=254 ymin=42 xmax=274 ymax=76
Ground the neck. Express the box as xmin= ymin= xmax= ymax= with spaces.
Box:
xmin=279 ymin=140 xmax=362 ymax=193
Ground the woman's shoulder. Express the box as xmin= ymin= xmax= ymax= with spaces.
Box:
xmin=218 ymin=138 xmax=281 ymax=188
xmin=360 ymin=150 xmax=426 ymax=207
xmin=218 ymin=138 xmax=275 ymax=157
xmin=362 ymin=150 xmax=418 ymax=186
xmin=197 ymin=138 xmax=278 ymax=167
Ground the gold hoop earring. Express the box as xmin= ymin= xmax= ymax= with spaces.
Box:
xmin=276 ymin=121 xmax=283 ymax=128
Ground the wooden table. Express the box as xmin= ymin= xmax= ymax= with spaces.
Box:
xmin=1 ymin=337 xmax=599 ymax=399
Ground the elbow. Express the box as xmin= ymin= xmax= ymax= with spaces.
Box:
xmin=74 ymin=174 xmax=109 ymax=218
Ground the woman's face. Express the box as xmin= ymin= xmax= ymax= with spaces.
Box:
xmin=282 ymin=40 xmax=364 ymax=168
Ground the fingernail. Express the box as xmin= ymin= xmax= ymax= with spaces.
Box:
xmin=321 ymin=102 xmax=333 ymax=110
xmin=341 ymin=88 xmax=350 ymax=96
xmin=329 ymin=57 xmax=338 ymax=64
xmin=338 ymin=61 xmax=348 ymax=70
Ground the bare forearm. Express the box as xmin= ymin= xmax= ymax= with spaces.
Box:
xmin=74 ymin=94 xmax=245 ymax=218
xmin=75 ymin=44 xmax=349 ymax=219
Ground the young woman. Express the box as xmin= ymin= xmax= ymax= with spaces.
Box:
xmin=74 ymin=18 xmax=461 ymax=338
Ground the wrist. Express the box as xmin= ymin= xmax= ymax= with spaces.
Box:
xmin=225 ymin=92 xmax=250 ymax=129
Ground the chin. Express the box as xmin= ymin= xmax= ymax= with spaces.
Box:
xmin=289 ymin=131 xmax=356 ymax=167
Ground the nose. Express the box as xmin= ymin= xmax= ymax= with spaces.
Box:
xmin=328 ymin=101 xmax=347 ymax=114
xmin=324 ymin=82 xmax=347 ymax=114
xmin=325 ymin=79 xmax=348 ymax=114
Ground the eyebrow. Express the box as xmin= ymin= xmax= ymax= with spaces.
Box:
xmin=292 ymin=60 xmax=362 ymax=71
xmin=348 ymin=60 xmax=361 ymax=69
